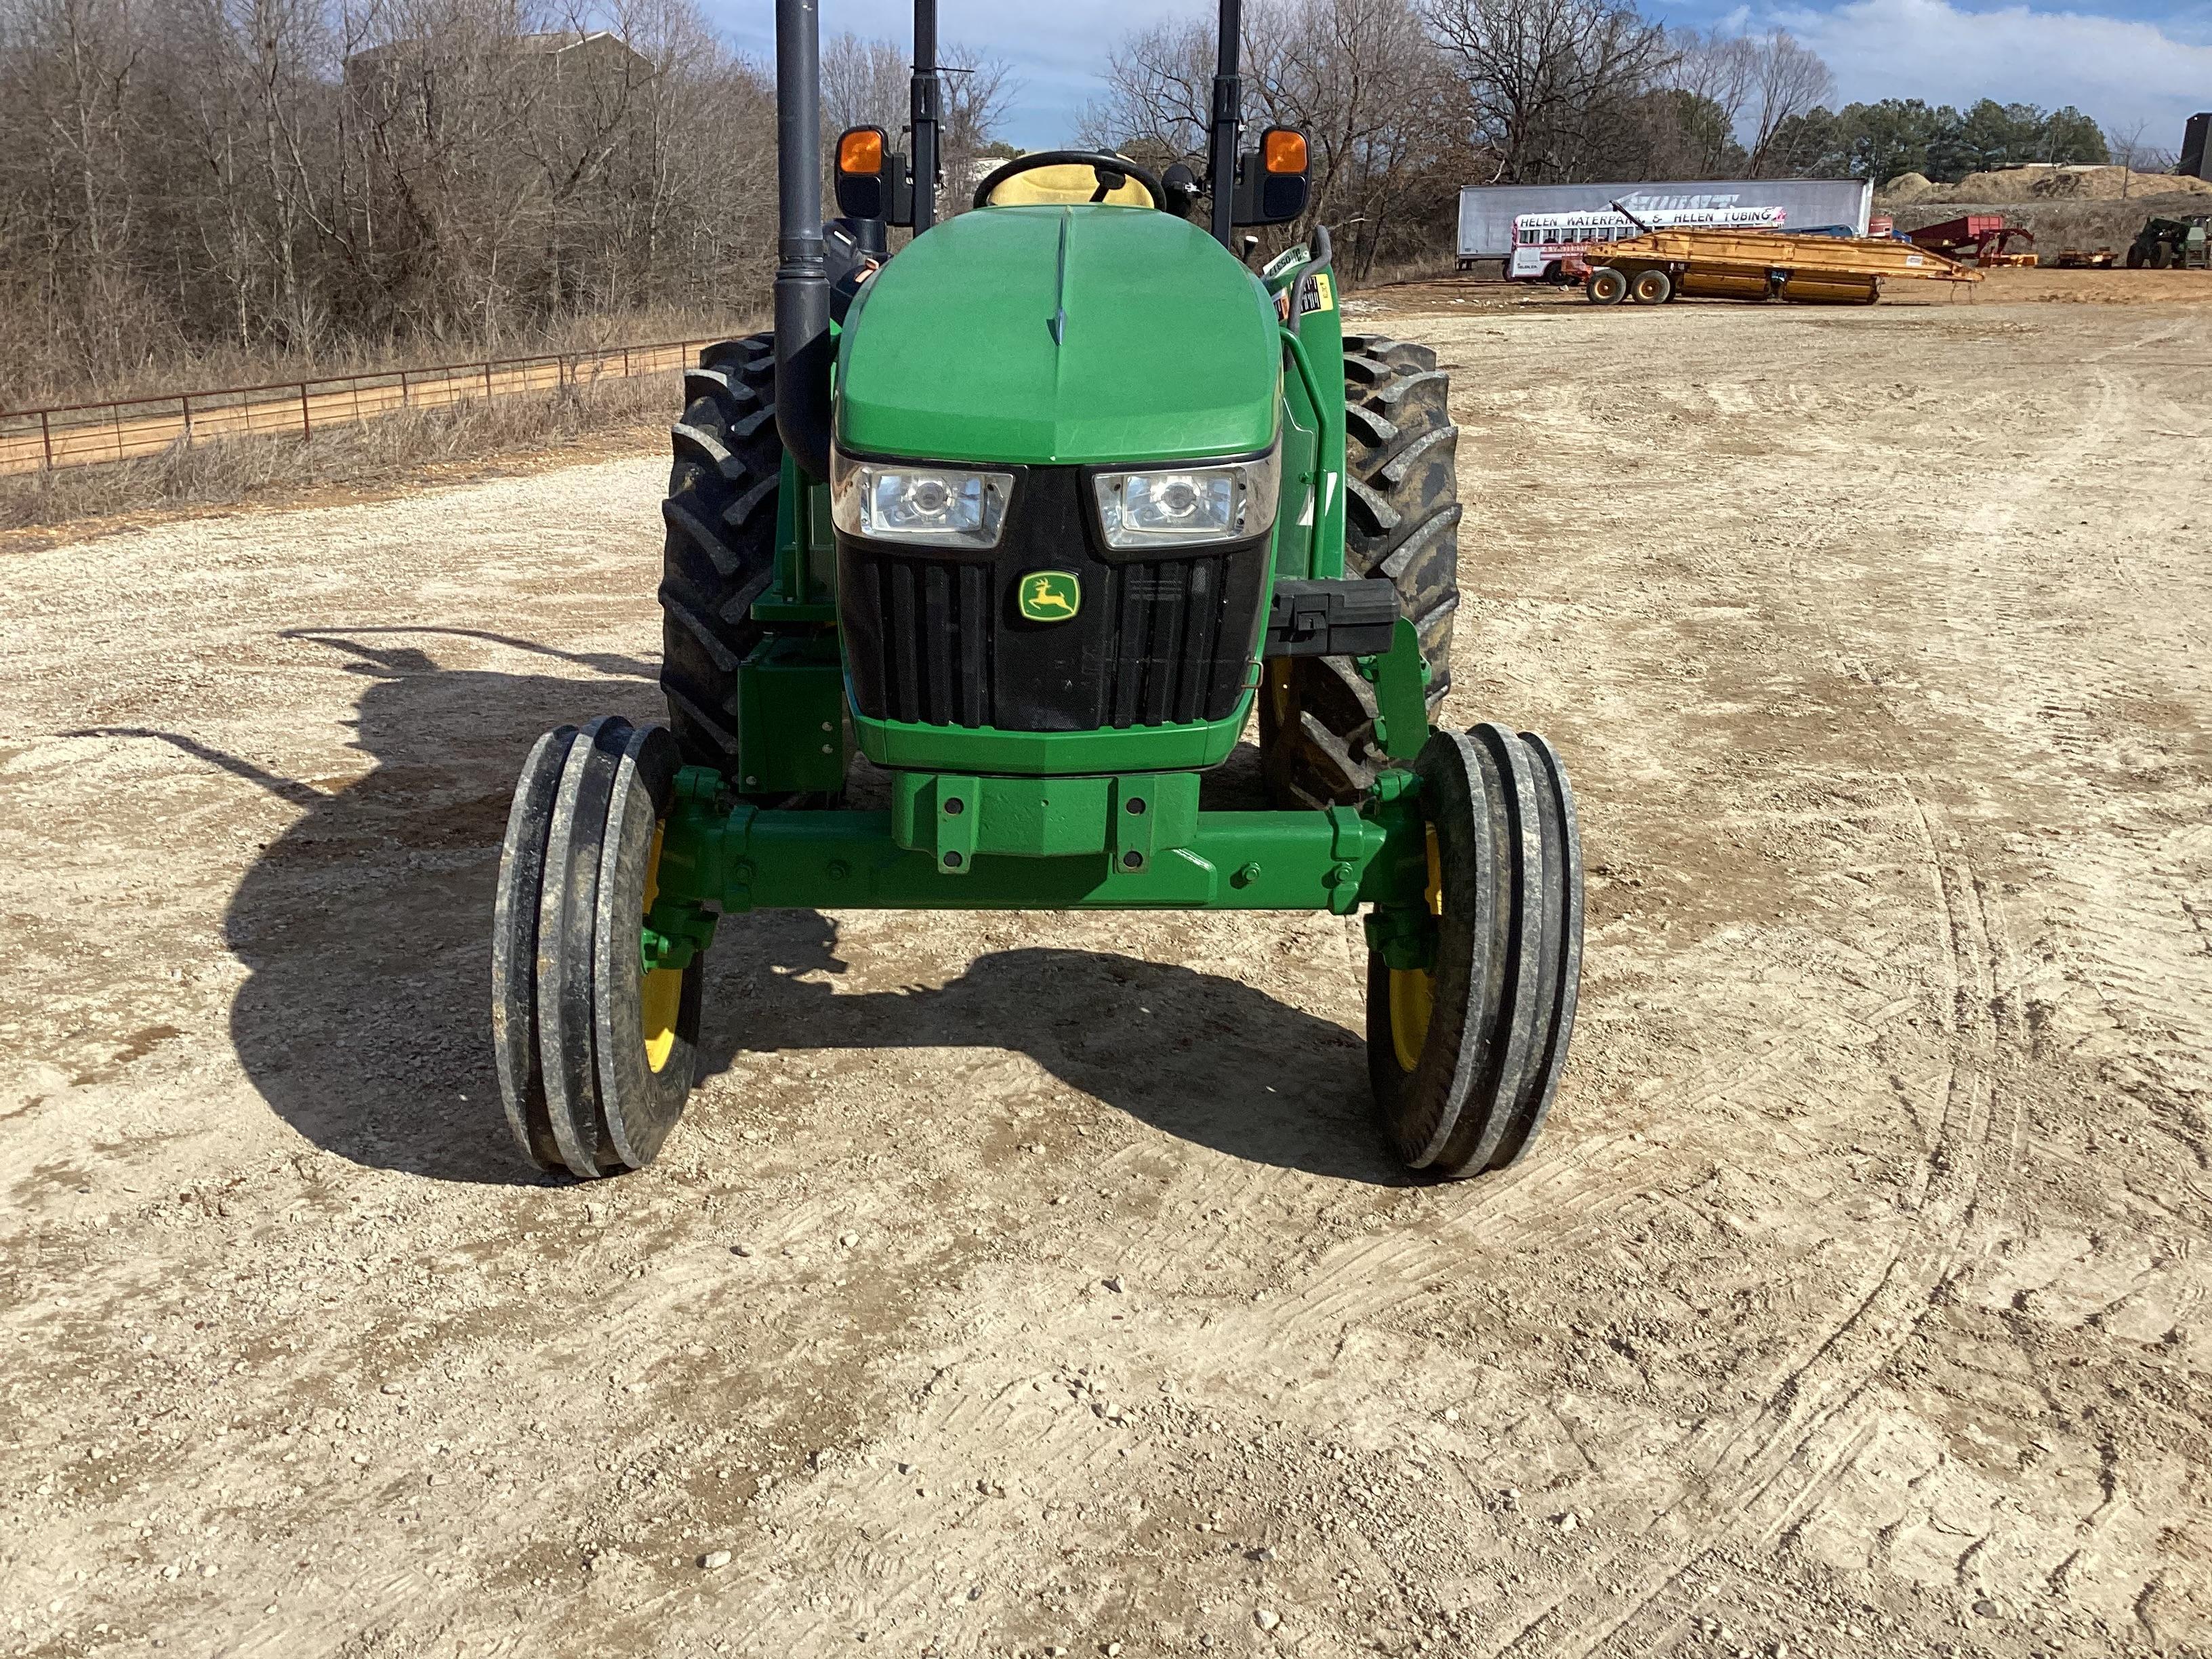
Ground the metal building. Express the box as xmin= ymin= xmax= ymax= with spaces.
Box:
xmin=1457 ymin=178 xmax=1873 ymax=265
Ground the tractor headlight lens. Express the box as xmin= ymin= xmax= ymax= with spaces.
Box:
xmin=1092 ymin=451 xmax=1279 ymax=549
xmin=830 ymin=450 xmax=1013 ymax=548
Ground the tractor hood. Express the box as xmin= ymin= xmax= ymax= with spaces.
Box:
xmin=835 ymin=206 xmax=1282 ymax=466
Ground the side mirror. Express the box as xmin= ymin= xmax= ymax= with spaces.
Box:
xmin=1232 ymin=127 xmax=1309 ymax=227
xmin=836 ymin=126 xmax=916 ymax=227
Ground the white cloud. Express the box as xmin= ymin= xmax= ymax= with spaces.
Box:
xmin=1767 ymin=0 xmax=2212 ymax=149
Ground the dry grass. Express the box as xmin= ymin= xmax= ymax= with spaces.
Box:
xmin=0 ymin=371 xmax=679 ymax=537
xmin=0 ymin=305 xmax=762 ymax=414
xmin=1350 ymin=253 xmax=1466 ymax=290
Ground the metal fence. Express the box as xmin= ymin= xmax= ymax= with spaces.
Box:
xmin=0 ymin=336 xmax=721 ymax=476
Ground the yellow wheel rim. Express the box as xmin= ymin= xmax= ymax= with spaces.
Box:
xmin=640 ymin=823 xmax=682 ymax=1074
xmin=1387 ymin=825 xmax=1444 ymax=1073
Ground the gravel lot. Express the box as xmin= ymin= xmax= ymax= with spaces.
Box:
xmin=3 ymin=279 xmax=2208 ymax=1658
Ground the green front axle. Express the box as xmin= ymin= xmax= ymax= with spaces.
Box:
xmin=641 ymin=619 xmax=1439 ymax=972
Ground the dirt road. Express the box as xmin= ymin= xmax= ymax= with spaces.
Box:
xmin=3 ymin=289 xmax=2208 ymax=1658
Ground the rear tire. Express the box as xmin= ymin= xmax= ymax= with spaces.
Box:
xmin=1629 ymin=268 xmax=1671 ymax=305
xmin=1586 ymin=266 xmax=1627 ymax=305
xmin=660 ymin=334 xmax=781 ymax=781
xmin=1260 ymin=335 xmax=1461 ymax=808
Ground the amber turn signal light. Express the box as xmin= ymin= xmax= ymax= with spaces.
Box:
xmin=1263 ymin=129 xmax=1307 ymax=175
xmin=838 ymin=128 xmax=884 ymax=176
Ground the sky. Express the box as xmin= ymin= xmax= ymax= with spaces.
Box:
xmin=716 ymin=0 xmax=2212 ymax=159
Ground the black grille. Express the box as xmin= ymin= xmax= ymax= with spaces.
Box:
xmin=838 ymin=464 xmax=1268 ymax=733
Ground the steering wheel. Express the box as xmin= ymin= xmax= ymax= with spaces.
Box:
xmin=972 ymin=150 xmax=1168 ymax=211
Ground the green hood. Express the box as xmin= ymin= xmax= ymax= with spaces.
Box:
xmin=835 ymin=206 xmax=1282 ymax=466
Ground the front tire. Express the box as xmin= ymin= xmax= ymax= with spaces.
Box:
xmin=493 ymin=718 xmax=702 ymax=1178
xmin=1586 ymin=266 xmax=1627 ymax=305
xmin=1260 ymin=335 xmax=1462 ymax=808
xmin=1368 ymin=724 xmax=1582 ymax=1177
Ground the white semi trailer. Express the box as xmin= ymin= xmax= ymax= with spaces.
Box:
xmin=1458 ymin=178 xmax=1873 ymax=271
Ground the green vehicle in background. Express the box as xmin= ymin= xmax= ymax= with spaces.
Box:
xmin=2126 ymin=215 xmax=2211 ymax=269
xmin=491 ymin=0 xmax=1584 ymax=1183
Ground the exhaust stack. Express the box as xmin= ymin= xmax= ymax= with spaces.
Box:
xmin=773 ymin=0 xmax=832 ymax=480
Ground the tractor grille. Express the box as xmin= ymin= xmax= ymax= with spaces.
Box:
xmin=837 ymin=464 xmax=1268 ymax=733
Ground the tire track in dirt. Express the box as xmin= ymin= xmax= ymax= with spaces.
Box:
xmin=1485 ymin=792 xmax=2026 ymax=1658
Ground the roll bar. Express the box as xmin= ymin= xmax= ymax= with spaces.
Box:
xmin=1207 ymin=0 xmax=1242 ymax=247
xmin=910 ymin=0 xmax=939 ymax=234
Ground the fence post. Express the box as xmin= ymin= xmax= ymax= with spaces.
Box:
xmin=300 ymin=383 xmax=312 ymax=438
xmin=399 ymin=368 xmax=409 ymax=411
xmin=41 ymin=409 xmax=53 ymax=469
xmin=484 ymin=361 xmax=493 ymax=401
xmin=182 ymin=393 xmax=194 ymax=446
xmin=112 ymin=401 xmax=123 ymax=462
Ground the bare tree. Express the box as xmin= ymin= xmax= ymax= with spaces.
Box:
xmin=1740 ymin=31 xmax=1832 ymax=175
xmin=1080 ymin=0 xmax=1470 ymax=276
xmin=2110 ymin=119 xmax=2177 ymax=196
xmin=1423 ymin=0 xmax=1673 ymax=184
xmin=822 ymin=28 xmax=904 ymax=134
xmin=1077 ymin=15 xmax=1212 ymax=160
xmin=1249 ymin=0 xmax=1463 ymax=271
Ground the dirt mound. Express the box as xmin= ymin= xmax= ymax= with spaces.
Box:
xmin=1925 ymin=165 xmax=2212 ymax=203
xmin=1883 ymin=171 xmax=1936 ymax=203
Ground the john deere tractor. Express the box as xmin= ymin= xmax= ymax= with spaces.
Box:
xmin=491 ymin=0 xmax=1584 ymax=1181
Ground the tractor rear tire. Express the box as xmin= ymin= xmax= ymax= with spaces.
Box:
xmin=660 ymin=334 xmax=781 ymax=781
xmin=1258 ymin=335 xmax=1461 ymax=808
xmin=1368 ymin=723 xmax=1582 ymax=1178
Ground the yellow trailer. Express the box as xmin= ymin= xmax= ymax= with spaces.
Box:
xmin=1582 ymin=228 xmax=1982 ymax=306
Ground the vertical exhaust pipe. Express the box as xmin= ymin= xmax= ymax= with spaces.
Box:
xmin=774 ymin=0 xmax=832 ymax=480
xmin=1207 ymin=0 xmax=1242 ymax=248
xmin=910 ymin=0 xmax=940 ymax=234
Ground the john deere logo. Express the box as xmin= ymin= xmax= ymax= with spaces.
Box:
xmin=1019 ymin=571 xmax=1081 ymax=622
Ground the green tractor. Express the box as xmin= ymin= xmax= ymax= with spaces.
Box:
xmin=491 ymin=0 xmax=1584 ymax=1181
xmin=2126 ymin=214 xmax=2211 ymax=269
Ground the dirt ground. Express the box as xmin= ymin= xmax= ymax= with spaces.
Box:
xmin=3 ymin=281 xmax=2209 ymax=1659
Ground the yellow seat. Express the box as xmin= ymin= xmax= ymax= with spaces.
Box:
xmin=985 ymin=163 xmax=1155 ymax=209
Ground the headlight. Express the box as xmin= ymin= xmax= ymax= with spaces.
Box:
xmin=1092 ymin=450 xmax=1279 ymax=550
xmin=830 ymin=449 xmax=1013 ymax=548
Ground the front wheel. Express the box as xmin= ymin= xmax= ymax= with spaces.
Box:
xmin=1367 ymin=724 xmax=1583 ymax=1177
xmin=1585 ymin=266 xmax=1627 ymax=305
xmin=493 ymin=717 xmax=703 ymax=1178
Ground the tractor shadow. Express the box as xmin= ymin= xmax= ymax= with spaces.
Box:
xmin=691 ymin=914 xmax=1398 ymax=1187
xmin=188 ymin=630 xmax=1396 ymax=1187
